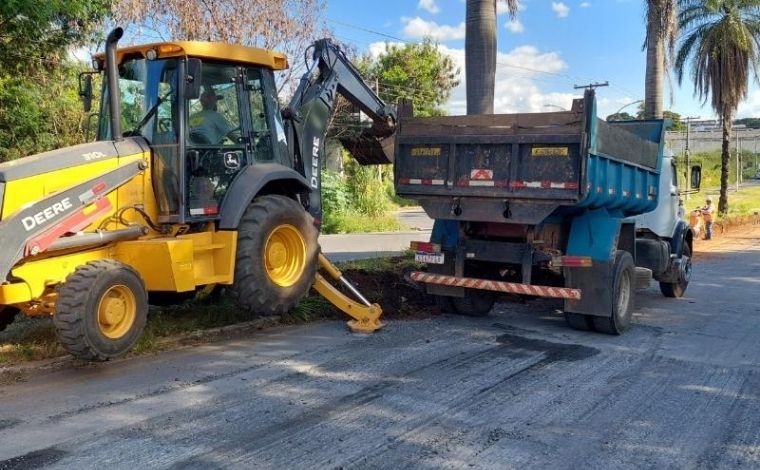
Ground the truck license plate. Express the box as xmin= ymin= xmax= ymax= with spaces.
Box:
xmin=415 ymin=252 xmax=445 ymax=264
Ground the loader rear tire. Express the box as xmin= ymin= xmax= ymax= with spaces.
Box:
xmin=0 ymin=306 xmax=19 ymax=332
xmin=53 ymin=260 xmax=148 ymax=361
xmin=229 ymin=195 xmax=318 ymax=316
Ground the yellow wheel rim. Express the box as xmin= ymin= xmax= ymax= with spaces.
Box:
xmin=97 ymin=285 xmax=137 ymax=339
xmin=264 ymin=224 xmax=307 ymax=287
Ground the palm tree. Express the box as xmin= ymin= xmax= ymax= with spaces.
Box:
xmin=465 ymin=0 xmax=519 ymax=115
xmin=643 ymin=0 xmax=678 ymax=119
xmin=675 ymin=0 xmax=760 ymax=214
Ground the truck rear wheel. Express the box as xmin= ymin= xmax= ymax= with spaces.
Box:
xmin=565 ymin=312 xmax=593 ymax=331
xmin=593 ymin=250 xmax=635 ymax=335
xmin=659 ymin=242 xmax=691 ymax=298
xmin=451 ymin=290 xmax=495 ymax=317
xmin=53 ymin=260 xmax=148 ymax=361
xmin=229 ymin=195 xmax=318 ymax=316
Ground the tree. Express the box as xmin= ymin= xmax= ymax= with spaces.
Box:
xmin=0 ymin=1 xmax=111 ymax=161
xmin=112 ymin=0 xmax=327 ymax=91
xmin=675 ymin=0 xmax=760 ymax=214
xmin=607 ymin=112 xmax=637 ymax=122
xmin=364 ymin=39 xmax=460 ymax=117
xmin=734 ymin=117 xmax=760 ymax=128
xmin=643 ymin=0 xmax=678 ymax=119
xmin=0 ymin=0 xmax=111 ymax=73
xmin=465 ymin=0 xmax=519 ymax=115
xmin=663 ymin=110 xmax=686 ymax=130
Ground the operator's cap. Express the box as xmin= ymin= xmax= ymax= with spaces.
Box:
xmin=706 ymin=196 xmax=713 ymax=202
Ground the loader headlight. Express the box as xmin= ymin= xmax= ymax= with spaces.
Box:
xmin=146 ymin=48 xmax=158 ymax=61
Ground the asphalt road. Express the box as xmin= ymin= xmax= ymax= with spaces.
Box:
xmin=1 ymin=227 xmax=759 ymax=469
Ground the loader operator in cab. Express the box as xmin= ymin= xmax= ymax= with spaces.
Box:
xmin=189 ymin=88 xmax=235 ymax=145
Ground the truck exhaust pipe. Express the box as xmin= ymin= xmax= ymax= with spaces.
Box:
xmin=105 ymin=27 xmax=124 ymax=141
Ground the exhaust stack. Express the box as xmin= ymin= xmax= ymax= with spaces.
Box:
xmin=105 ymin=27 xmax=124 ymax=141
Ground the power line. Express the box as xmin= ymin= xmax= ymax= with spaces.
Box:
xmin=329 ymin=17 xmax=641 ymax=99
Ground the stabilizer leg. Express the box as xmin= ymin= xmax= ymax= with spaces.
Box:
xmin=312 ymin=254 xmax=384 ymax=333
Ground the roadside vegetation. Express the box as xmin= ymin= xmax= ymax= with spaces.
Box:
xmin=675 ymin=149 xmax=760 ymax=217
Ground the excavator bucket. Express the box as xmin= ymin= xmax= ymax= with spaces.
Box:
xmin=339 ymin=126 xmax=395 ymax=165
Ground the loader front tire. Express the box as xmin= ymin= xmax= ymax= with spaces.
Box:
xmin=230 ymin=195 xmax=318 ymax=316
xmin=53 ymin=260 xmax=148 ymax=361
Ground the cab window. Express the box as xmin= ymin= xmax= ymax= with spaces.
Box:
xmin=187 ymin=64 xmax=241 ymax=146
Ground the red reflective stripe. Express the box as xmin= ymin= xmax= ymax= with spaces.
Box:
xmin=560 ymin=256 xmax=593 ymax=267
xmin=410 ymin=271 xmax=582 ymax=300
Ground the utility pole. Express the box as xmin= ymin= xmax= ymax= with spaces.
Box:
xmin=573 ymin=82 xmax=609 ymax=91
xmin=683 ymin=116 xmax=700 ymax=200
xmin=736 ymin=133 xmax=740 ymax=192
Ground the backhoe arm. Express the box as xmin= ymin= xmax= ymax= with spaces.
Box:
xmin=283 ymin=38 xmax=396 ymax=224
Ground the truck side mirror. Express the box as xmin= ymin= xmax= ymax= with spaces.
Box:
xmin=186 ymin=59 xmax=202 ymax=100
xmin=690 ymin=165 xmax=701 ymax=190
xmin=79 ymin=72 xmax=94 ymax=113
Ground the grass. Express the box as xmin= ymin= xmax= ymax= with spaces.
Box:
xmin=322 ymin=210 xmax=406 ymax=234
xmin=676 ymin=150 xmax=760 ymax=218
xmin=0 ymin=253 xmax=424 ymax=366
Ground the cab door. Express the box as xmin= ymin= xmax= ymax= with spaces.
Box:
xmin=184 ymin=63 xmax=248 ymax=221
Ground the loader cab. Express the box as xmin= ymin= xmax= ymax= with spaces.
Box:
xmin=94 ymin=42 xmax=290 ymax=224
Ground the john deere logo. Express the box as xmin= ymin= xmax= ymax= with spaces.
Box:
xmin=22 ymin=197 xmax=73 ymax=231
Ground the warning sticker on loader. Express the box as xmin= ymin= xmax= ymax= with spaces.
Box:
xmin=531 ymin=146 xmax=569 ymax=157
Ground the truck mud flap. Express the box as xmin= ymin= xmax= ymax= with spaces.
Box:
xmin=564 ymin=262 xmax=613 ymax=317
xmin=410 ymin=272 xmax=581 ymax=300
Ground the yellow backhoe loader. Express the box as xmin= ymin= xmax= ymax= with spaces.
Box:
xmin=0 ymin=27 xmax=394 ymax=360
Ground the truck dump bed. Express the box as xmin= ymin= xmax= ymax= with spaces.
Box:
xmin=394 ymin=90 xmax=665 ymax=225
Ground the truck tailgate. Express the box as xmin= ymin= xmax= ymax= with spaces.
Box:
xmin=395 ymin=108 xmax=584 ymax=200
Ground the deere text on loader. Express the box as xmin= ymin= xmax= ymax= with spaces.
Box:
xmin=0 ymin=28 xmax=395 ymax=360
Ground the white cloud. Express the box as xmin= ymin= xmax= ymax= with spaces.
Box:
xmin=737 ymin=91 xmax=760 ymax=118
xmin=368 ymin=41 xmax=577 ymax=115
xmin=401 ymin=17 xmax=465 ymax=41
xmin=418 ymin=0 xmax=440 ymax=14
xmin=580 ymin=2 xmax=591 ymax=7
xmin=505 ymin=19 xmax=524 ymax=34
xmin=552 ymin=2 xmax=570 ymax=17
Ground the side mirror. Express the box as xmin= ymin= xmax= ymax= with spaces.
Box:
xmin=690 ymin=165 xmax=702 ymax=190
xmin=186 ymin=58 xmax=202 ymax=100
xmin=79 ymin=72 xmax=94 ymax=112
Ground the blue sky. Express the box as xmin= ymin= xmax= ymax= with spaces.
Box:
xmin=326 ymin=0 xmax=760 ymax=119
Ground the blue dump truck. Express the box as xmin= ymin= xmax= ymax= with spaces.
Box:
xmin=395 ymin=89 xmax=701 ymax=334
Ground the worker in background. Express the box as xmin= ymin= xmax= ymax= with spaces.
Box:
xmin=189 ymin=88 xmax=234 ymax=145
xmin=677 ymin=199 xmax=685 ymax=220
xmin=702 ymin=196 xmax=715 ymax=240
